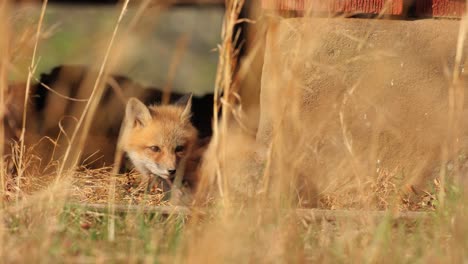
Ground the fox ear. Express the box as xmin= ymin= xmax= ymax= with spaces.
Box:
xmin=175 ymin=93 xmax=192 ymax=121
xmin=126 ymin=97 xmax=152 ymax=127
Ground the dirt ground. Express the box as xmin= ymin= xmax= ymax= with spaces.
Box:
xmin=257 ymin=18 xmax=468 ymax=207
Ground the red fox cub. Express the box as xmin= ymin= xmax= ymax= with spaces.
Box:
xmin=121 ymin=94 xmax=200 ymax=192
xmin=4 ymin=65 xmax=215 ymax=173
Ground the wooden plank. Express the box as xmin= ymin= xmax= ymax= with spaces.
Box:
xmin=75 ymin=203 xmax=433 ymax=221
xmin=14 ymin=0 xmax=225 ymax=6
xmin=432 ymin=0 xmax=466 ymax=17
xmin=151 ymin=0 xmax=224 ymax=5
xmin=411 ymin=0 xmax=466 ymax=18
xmin=261 ymin=0 xmax=405 ymax=15
xmin=296 ymin=208 xmax=433 ymax=221
xmin=74 ymin=203 xmax=194 ymax=215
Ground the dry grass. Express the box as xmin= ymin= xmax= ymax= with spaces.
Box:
xmin=1 ymin=0 xmax=468 ymax=263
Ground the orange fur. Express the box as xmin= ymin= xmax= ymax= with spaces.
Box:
xmin=122 ymin=96 xmax=200 ymax=190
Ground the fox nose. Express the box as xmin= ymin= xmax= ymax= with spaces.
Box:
xmin=168 ymin=169 xmax=176 ymax=176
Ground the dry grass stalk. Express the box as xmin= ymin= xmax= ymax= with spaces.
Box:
xmin=56 ymin=0 xmax=131 ymax=177
xmin=0 ymin=1 xmax=10 ymax=203
xmin=440 ymin=15 xmax=468 ymax=208
xmin=1 ymin=0 xmax=468 ymax=262
xmin=162 ymin=35 xmax=189 ymax=104
xmin=17 ymin=0 xmax=48 ymax=204
xmin=199 ymin=0 xmax=245 ymax=206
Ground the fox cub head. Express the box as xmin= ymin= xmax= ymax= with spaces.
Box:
xmin=122 ymin=94 xmax=198 ymax=181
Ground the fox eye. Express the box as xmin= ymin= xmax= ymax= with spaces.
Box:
xmin=148 ymin=146 xmax=161 ymax=152
xmin=175 ymin=145 xmax=185 ymax=153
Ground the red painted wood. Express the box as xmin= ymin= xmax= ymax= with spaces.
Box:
xmin=261 ymin=0 xmax=404 ymax=15
xmin=433 ymin=0 xmax=466 ymax=17
xmin=415 ymin=0 xmax=466 ymax=18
